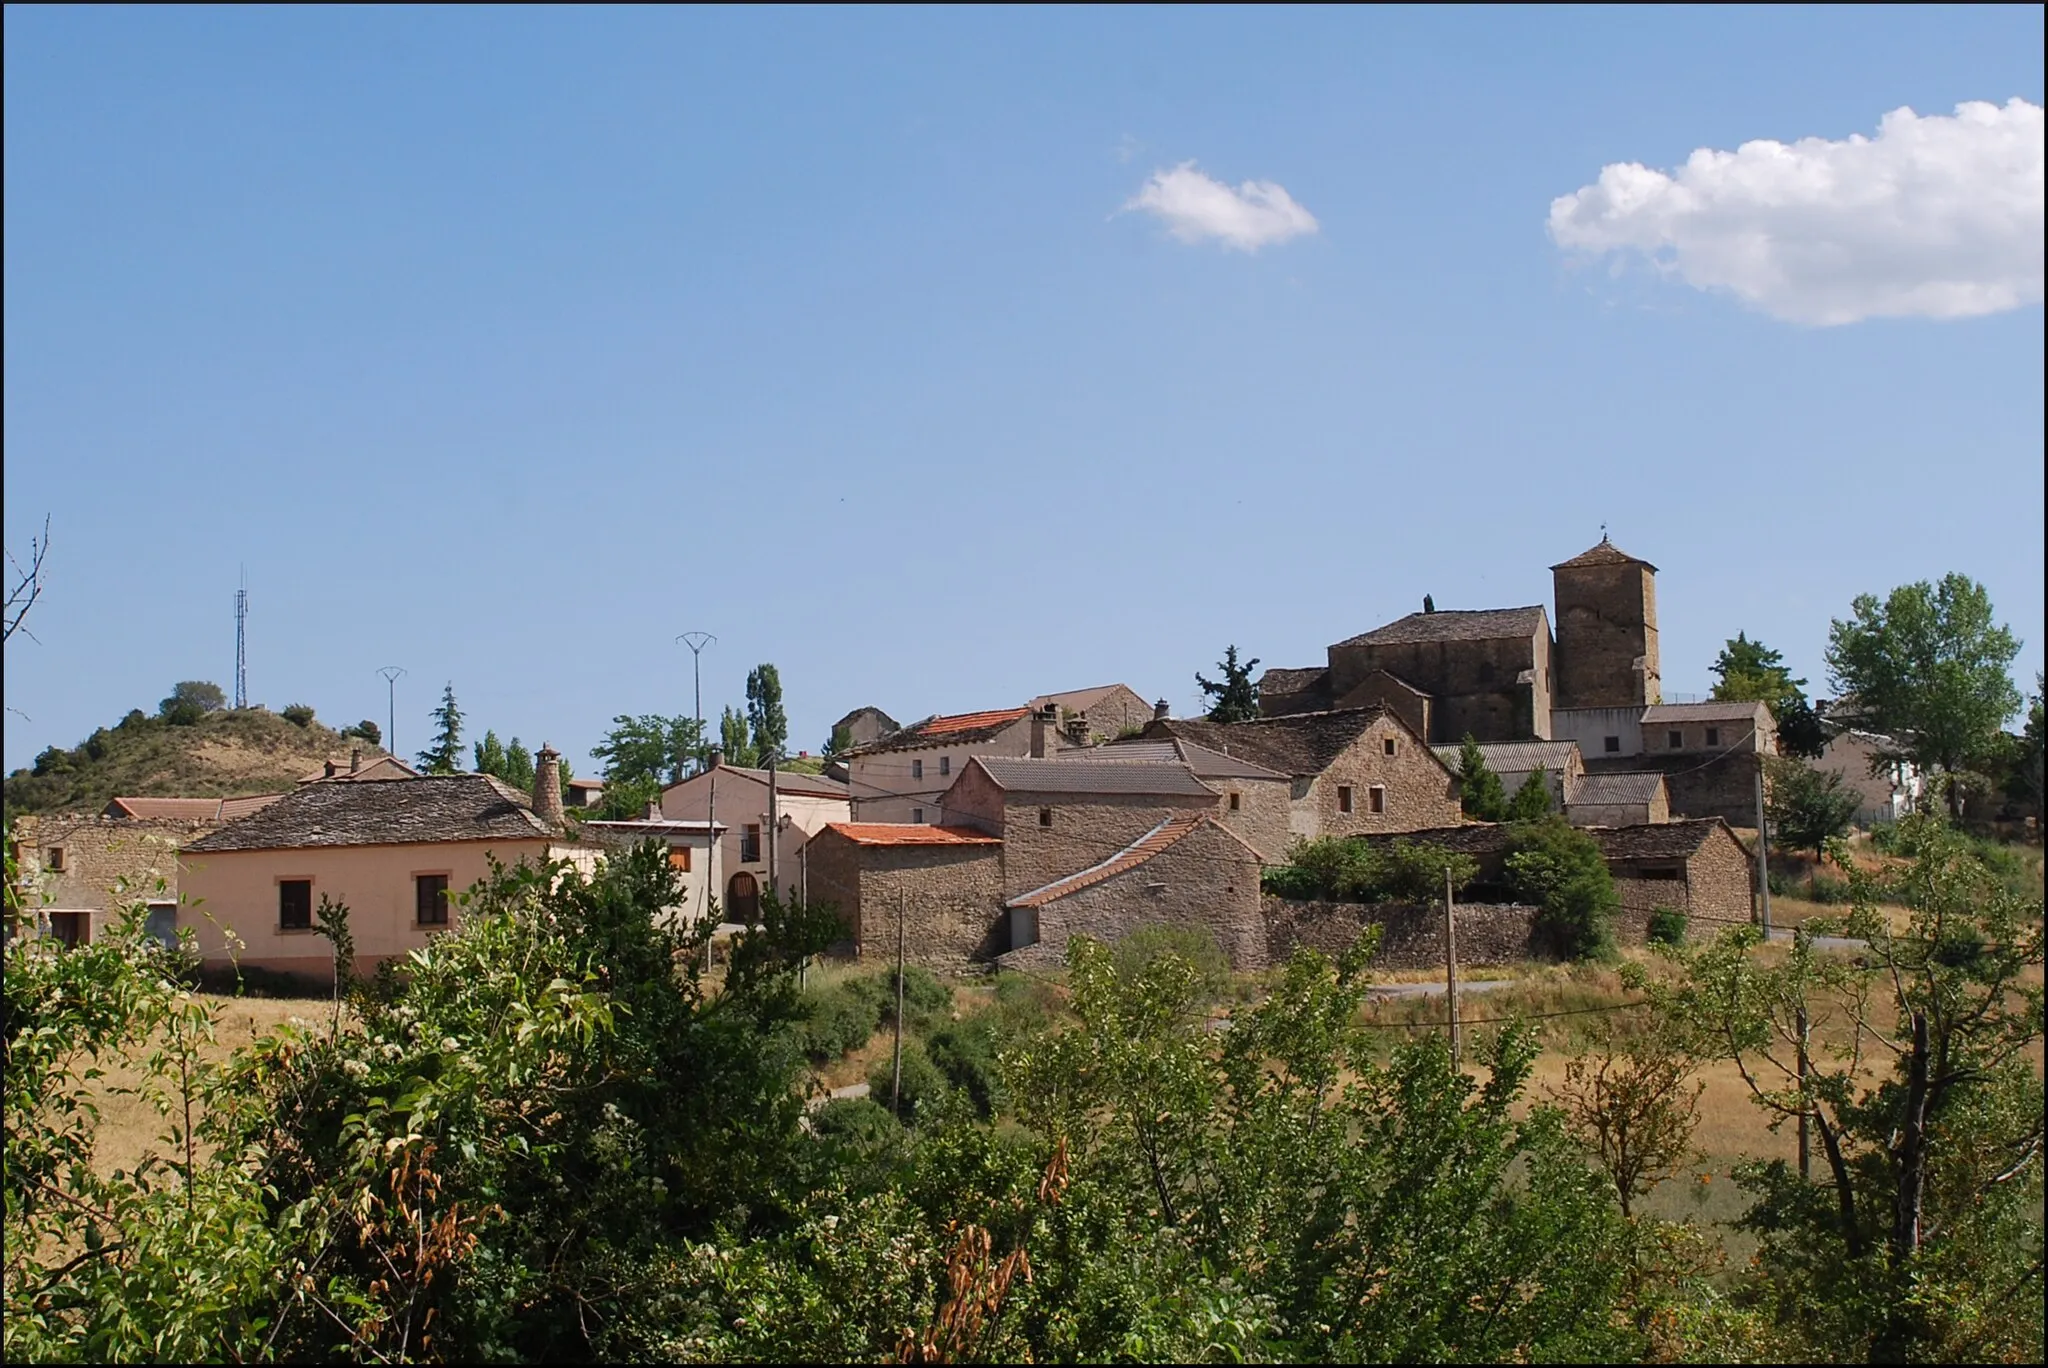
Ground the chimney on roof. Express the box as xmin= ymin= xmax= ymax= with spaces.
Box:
xmin=533 ymin=743 xmax=566 ymax=829
xmin=1029 ymin=704 xmax=1056 ymax=759
xmin=1064 ymin=714 xmax=1089 ymax=747
xmin=350 ymin=748 xmax=361 ymax=774
xmin=708 ymin=748 xmax=723 ymax=771
xmin=324 ymin=760 xmax=337 ymax=778
xmin=1154 ymin=699 xmax=1170 ymax=722
xmin=646 ymin=798 xmax=662 ymax=821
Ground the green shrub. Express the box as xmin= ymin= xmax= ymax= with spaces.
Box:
xmin=1803 ymin=873 xmax=1854 ymax=905
xmin=1505 ymin=818 xmax=1618 ymax=960
xmin=924 ymin=1019 xmax=1004 ymax=1118
xmin=1767 ymin=866 xmax=1802 ymax=898
xmin=881 ymin=964 xmax=952 ymax=1031
xmin=281 ymin=703 xmax=316 ymax=727
xmin=865 ymin=1040 xmax=950 ymax=1124
xmin=1377 ymin=840 xmax=1479 ymax=903
xmin=1261 ymin=864 xmax=1324 ymax=900
xmin=796 ymin=980 xmax=885 ymax=1061
xmin=810 ymin=1095 xmax=904 ymax=1157
xmin=1112 ymin=924 xmax=1230 ymax=1000
xmin=1645 ymin=906 xmax=1687 ymax=947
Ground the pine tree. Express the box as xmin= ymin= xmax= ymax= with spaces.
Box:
xmin=1196 ymin=645 xmax=1262 ymax=724
xmin=1507 ymin=766 xmax=1553 ymax=822
xmin=1457 ymin=735 xmax=1507 ymax=821
xmin=418 ymin=683 xmax=464 ymax=774
xmin=505 ymin=738 xmax=537 ymax=792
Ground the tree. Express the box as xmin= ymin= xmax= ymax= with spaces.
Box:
xmin=158 ymin=680 xmax=227 ymax=725
xmin=417 ymin=682 xmax=464 ymax=773
xmin=1825 ymin=575 xmax=2022 ymax=814
xmin=1456 ymin=734 xmax=1507 ymax=821
xmin=340 ymin=719 xmax=382 ymax=746
xmin=591 ymin=714 xmax=701 ymax=789
xmin=719 ymin=705 xmax=757 ymax=769
xmin=4 ymin=513 xmax=49 ymax=644
xmin=1661 ymin=814 xmax=2045 ymax=1361
xmin=1550 ymin=1017 xmax=1703 ymax=1219
xmin=1994 ymin=672 xmax=2043 ymax=832
xmin=505 ymin=738 xmax=539 ymax=792
xmin=1712 ymin=632 xmax=1828 ymax=759
xmin=821 ymin=722 xmax=854 ymax=759
xmin=1764 ymin=755 xmax=1862 ymax=860
xmin=746 ymin=664 xmax=787 ymax=765
xmin=1505 ymin=816 xmax=1620 ymax=959
xmin=1195 ymin=645 xmax=1261 ymax=723
xmin=473 ymin=728 xmax=508 ymax=781
xmin=281 ymin=703 xmax=316 ymax=727
xmin=1507 ymin=765 xmax=1553 ymax=822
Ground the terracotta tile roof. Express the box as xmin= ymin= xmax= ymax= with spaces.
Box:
xmin=1006 ymin=814 xmax=1210 ymax=909
xmin=1333 ymin=606 xmax=1548 ymax=649
xmin=847 ymin=707 xmax=1031 ymax=755
xmin=1550 ymin=537 xmax=1658 ymax=572
xmin=970 ymin=755 xmax=1218 ymax=798
xmin=1641 ymin=701 xmax=1770 ymax=724
xmin=1569 ymin=772 xmax=1667 ymax=806
xmin=1030 ymin=684 xmax=1137 ymax=713
xmin=1156 ymin=707 xmax=1401 ymax=779
xmin=824 ymin=823 xmax=1001 ymax=847
xmin=104 ymin=794 xmax=285 ymax=822
xmin=183 ymin=775 xmax=559 ymax=853
xmin=1593 ymin=819 xmax=1733 ymax=860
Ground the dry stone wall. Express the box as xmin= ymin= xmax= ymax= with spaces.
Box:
xmin=1262 ymin=896 xmax=1545 ymax=970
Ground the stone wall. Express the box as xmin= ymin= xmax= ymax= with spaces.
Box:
xmin=1262 ymin=896 xmax=1546 ymax=970
xmin=1297 ymin=714 xmax=1463 ymax=840
xmin=1210 ymin=775 xmax=1293 ymax=864
xmin=1000 ymin=792 xmax=1217 ymax=899
xmin=1330 ymin=630 xmax=1550 ymax=744
xmin=803 ymin=828 xmax=1005 ymax=968
xmin=12 ymin=814 xmax=210 ymax=940
xmin=1002 ymin=821 xmax=1266 ymax=973
xmin=1663 ymin=752 xmax=1762 ymax=827
xmin=1553 ymin=561 xmax=1658 ymax=710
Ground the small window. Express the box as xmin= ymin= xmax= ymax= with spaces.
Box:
xmin=1706 ymin=727 xmax=1720 ymax=746
xmin=741 ymin=824 xmax=762 ymax=862
xmin=911 ymin=758 xmax=924 ymax=781
xmin=1338 ymin=786 xmax=1354 ymax=814
xmin=1668 ymin=730 xmax=1683 ymax=749
xmin=939 ymin=756 xmax=950 ymax=776
xmin=1603 ymin=736 xmax=1621 ymax=754
xmin=1039 ymin=806 xmax=1053 ymax=827
xmin=144 ymin=902 xmax=177 ymax=949
xmin=1228 ymin=792 xmax=1241 ymax=811
xmin=912 ymin=807 xmax=925 ymax=824
xmin=1383 ymin=738 xmax=1397 ymax=756
xmin=46 ymin=847 xmax=65 ymax=872
xmin=279 ymin=880 xmax=312 ymax=931
xmin=415 ymin=874 xmax=449 ymax=927
xmin=49 ymin=911 xmax=89 ymax=948
xmin=668 ymin=848 xmax=692 ymax=873
xmin=1369 ymin=786 xmax=1386 ymax=814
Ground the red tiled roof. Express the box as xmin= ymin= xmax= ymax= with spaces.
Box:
xmin=914 ymin=707 xmax=1031 ymax=737
xmin=825 ymin=823 xmax=1001 ymax=847
xmin=105 ymin=794 xmax=285 ymax=821
xmin=1006 ymin=814 xmax=1209 ymax=909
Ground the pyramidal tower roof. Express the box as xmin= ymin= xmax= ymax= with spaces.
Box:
xmin=1550 ymin=535 xmax=1658 ymax=573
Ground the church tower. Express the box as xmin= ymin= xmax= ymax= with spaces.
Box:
xmin=1551 ymin=537 xmax=1660 ymax=709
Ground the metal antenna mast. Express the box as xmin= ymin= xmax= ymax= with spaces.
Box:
xmin=233 ymin=567 xmax=249 ymax=709
xmin=377 ymin=666 xmax=406 ymax=757
xmin=676 ymin=632 xmax=715 ymax=773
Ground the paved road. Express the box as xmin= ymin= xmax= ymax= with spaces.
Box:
xmin=1367 ymin=979 xmax=1515 ymax=999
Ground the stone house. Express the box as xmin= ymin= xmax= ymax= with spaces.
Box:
xmin=181 ymin=753 xmax=582 ymax=983
xmin=1577 ymin=701 xmax=1775 ymax=827
xmin=1146 ymin=706 xmax=1462 ymax=844
xmin=1027 ymin=684 xmax=1156 ymax=744
xmin=659 ymin=761 xmax=849 ymax=918
xmin=801 ymin=823 xmax=1005 ymax=964
xmin=1566 ymin=772 xmax=1671 ymax=828
xmin=829 ymin=706 xmax=901 ymax=751
xmin=1428 ymin=739 xmax=1583 ymax=815
xmin=1813 ymin=728 xmax=1922 ymax=826
xmin=299 ymin=753 xmax=419 ymax=785
xmin=844 ymin=706 xmax=1037 ymax=824
xmin=1091 ymin=736 xmax=1295 ymax=860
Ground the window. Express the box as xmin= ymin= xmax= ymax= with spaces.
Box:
xmin=414 ymin=874 xmax=449 ymax=927
xmin=740 ymin=824 xmax=762 ymax=862
xmin=1039 ymin=806 xmax=1053 ymax=827
xmin=1668 ymin=730 xmax=1683 ymax=749
xmin=912 ymin=808 xmax=925 ymax=824
xmin=1383 ymin=738 xmax=1397 ymax=756
xmin=49 ymin=911 xmax=89 ymax=948
xmin=1369 ymin=786 xmax=1386 ymax=814
xmin=145 ymin=902 xmax=177 ymax=949
xmin=279 ymin=880 xmax=312 ymax=931
xmin=1706 ymin=727 xmax=1720 ymax=746
xmin=1338 ymin=786 xmax=1354 ymax=814
xmin=911 ymin=758 xmax=924 ymax=781
xmin=939 ymin=756 xmax=950 ymax=776
xmin=668 ymin=847 xmax=692 ymax=873
xmin=1228 ymin=792 xmax=1241 ymax=811
xmin=46 ymin=847 xmax=65 ymax=872
xmin=1603 ymin=736 xmax=1621 ymax=753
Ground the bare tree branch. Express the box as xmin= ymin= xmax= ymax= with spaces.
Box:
xmin=5 ymin=515 xmax=51 ymax=644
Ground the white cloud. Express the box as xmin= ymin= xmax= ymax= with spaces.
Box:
xmin=1123 ymin=162 xmax=1319 ymax=252
xmin=1548 ymin=98 xmax=2044 ymax=325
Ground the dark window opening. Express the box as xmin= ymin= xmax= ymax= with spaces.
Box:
xmin=1228 ymin=792 xmax=1241 ymax=811
xmin=415 ymin=874 xmax=450 ymax=926
xmin=46 ymin=847 xmax=65 ymax=872
xmin=1603 ymin=736 xmax=1621 ymax=753
xmin=145 ymin=902 xmax=177 ymax=949
xmin=49 ymin=911 xmax=89 ymax=948
xmin=939 ymin=756 xmax=950 ymax=776
xmin=1706 ymin=727 xmax=1720 ymax=746
xmin=1338 ymin=786 xmax=1354 ymax=814
xmin=1668 ymin=730 xmax=1683 ymax=749
xmin=911 ymin=758 xmax=924 ymax=781
xmin=1383 ymin=738 xmax=1397 ymax=756
xmin=279 ymin=880 xmax=312 ymax=931
xmin=1369 ymin=786 xmax=1386 ymax=814
xmin=1039 ymin=806 xmax=1054 ymax=827
xmin=740 ymin=824 xmax=762 ymax=862
xmin=911 ymin=808 xmax=925 ymax=823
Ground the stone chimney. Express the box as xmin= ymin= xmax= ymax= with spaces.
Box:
xmin=350 ymin=748 xmax=362 ymax=774
xmin=1154 ymin=699 xmax=1170 ymax=722
xmin=1029 ymin=705 xmax=1056 ymax=759
xmin=323 ymin=760 xmax=337 ymax=778
xmin=1063 ymin=714 xmax=1090 ymax=747
xmin=533 ymin=744 xmax=566 ymax=829
xmin=646 ymin=798 xmax=662 ymax=821
xmin=707 ymin=748 xmax=723 ymax=772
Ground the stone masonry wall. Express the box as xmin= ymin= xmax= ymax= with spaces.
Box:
xmin=1000 ymin=792 xmax=1217 ymax=899
xmin=1553 ymin=562 xmax=1658 ymax=710
xmin=13 ymin=815 xmax=211 ymax=939
xmin=1001 ymin=820 xmax=1266 ymax=973
xmin=1210 ymin=775 xmax=1293 ymax=863
xmin=1299 ymin=715 xmax=1463 ymax=840
xmin=1262 ymin=896 xmax=1545 ymax=971
xmin=1664 ymin=752 xmax=1762 ymax=827
xmin=1331 ymin=632 xmax=1549 ymax=744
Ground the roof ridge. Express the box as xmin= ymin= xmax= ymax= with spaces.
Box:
xmin=1004 ymin=813 xmax=1208 ymax=909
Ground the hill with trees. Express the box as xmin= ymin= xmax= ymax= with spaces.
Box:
xmin=4 ymin=687 xmax=390 ymax=817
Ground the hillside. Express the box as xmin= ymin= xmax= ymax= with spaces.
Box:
xmin=4 ymin=707 xmax=397 ymax=817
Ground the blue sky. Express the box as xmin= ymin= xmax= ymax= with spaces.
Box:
xmin=5 ymin=6 xmax=2042 ymax=777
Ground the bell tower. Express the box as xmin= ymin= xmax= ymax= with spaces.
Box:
xmin=1551 ymin=537 xmax=1659 ymax=710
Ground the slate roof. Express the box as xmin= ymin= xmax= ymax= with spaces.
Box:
xmin=1642 ymin=701 xmax=1770 ymax=724
xmin=824 ymin=823 xmax=1000 ymax=847
xmin=104 ymin=794 xmax=285 ymax=822
xmin=1593 ymin=819 xmax=1734 ymax=861
xmin=1157 ymin=708 xmax=1394 ymax=778
xmin=1429 ymin=740 xmax=1581 ymax=775
xmin=847 ymin=707 xmax=1031 ymax=755
xmin=969 ymin=756 xmax=1217 ymax=798
xmin=1551 ymin=537 xmax=1658 ymax=573
xmin=684 ymin=764 xmax=848 ymax=799
xmin=1092 ymin=737 xmax=1291 ymax=781
xmin=183 ymin=775 xmax=559 ymax=853
xmin=1256 ymin=666 xmax=1329 ymax=697
xmin=1569 ymin=772 xmax=1667 ymax=806
xmin=1029 ymin=684 xmax=1138 ymax=713
xmin=1006 ymin=814 xmax=1212 ymax=909
xmin=1333 ymin=606 xmax=1548 ymax=649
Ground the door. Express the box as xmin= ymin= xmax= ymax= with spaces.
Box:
xmin=726 ymin=871 xmax=759 ymax=923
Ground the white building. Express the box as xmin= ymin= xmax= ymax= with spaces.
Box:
xmin=659 ymin=762 xmax=850 ymax=918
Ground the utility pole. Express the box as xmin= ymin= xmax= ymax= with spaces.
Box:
xmin=377 ymin=666 xmax=406 ymax=758
xmin=676 ymin=632 xmax=715 ymax=773
xmin=767 ymin=753 xmax=779 ymax=897
xmin=1796 ymin=1006 xmax=1811 ymax=1181
xmin=233 ymin=568 xmax=249 ymax=710
xmin=1444 ymin=864 xmax=1461 ymax=1065
xmin=1755 ymin=758 xmax=1773 ymax=934
xmin=891 ymin=887 xmax=906 ymax=1117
